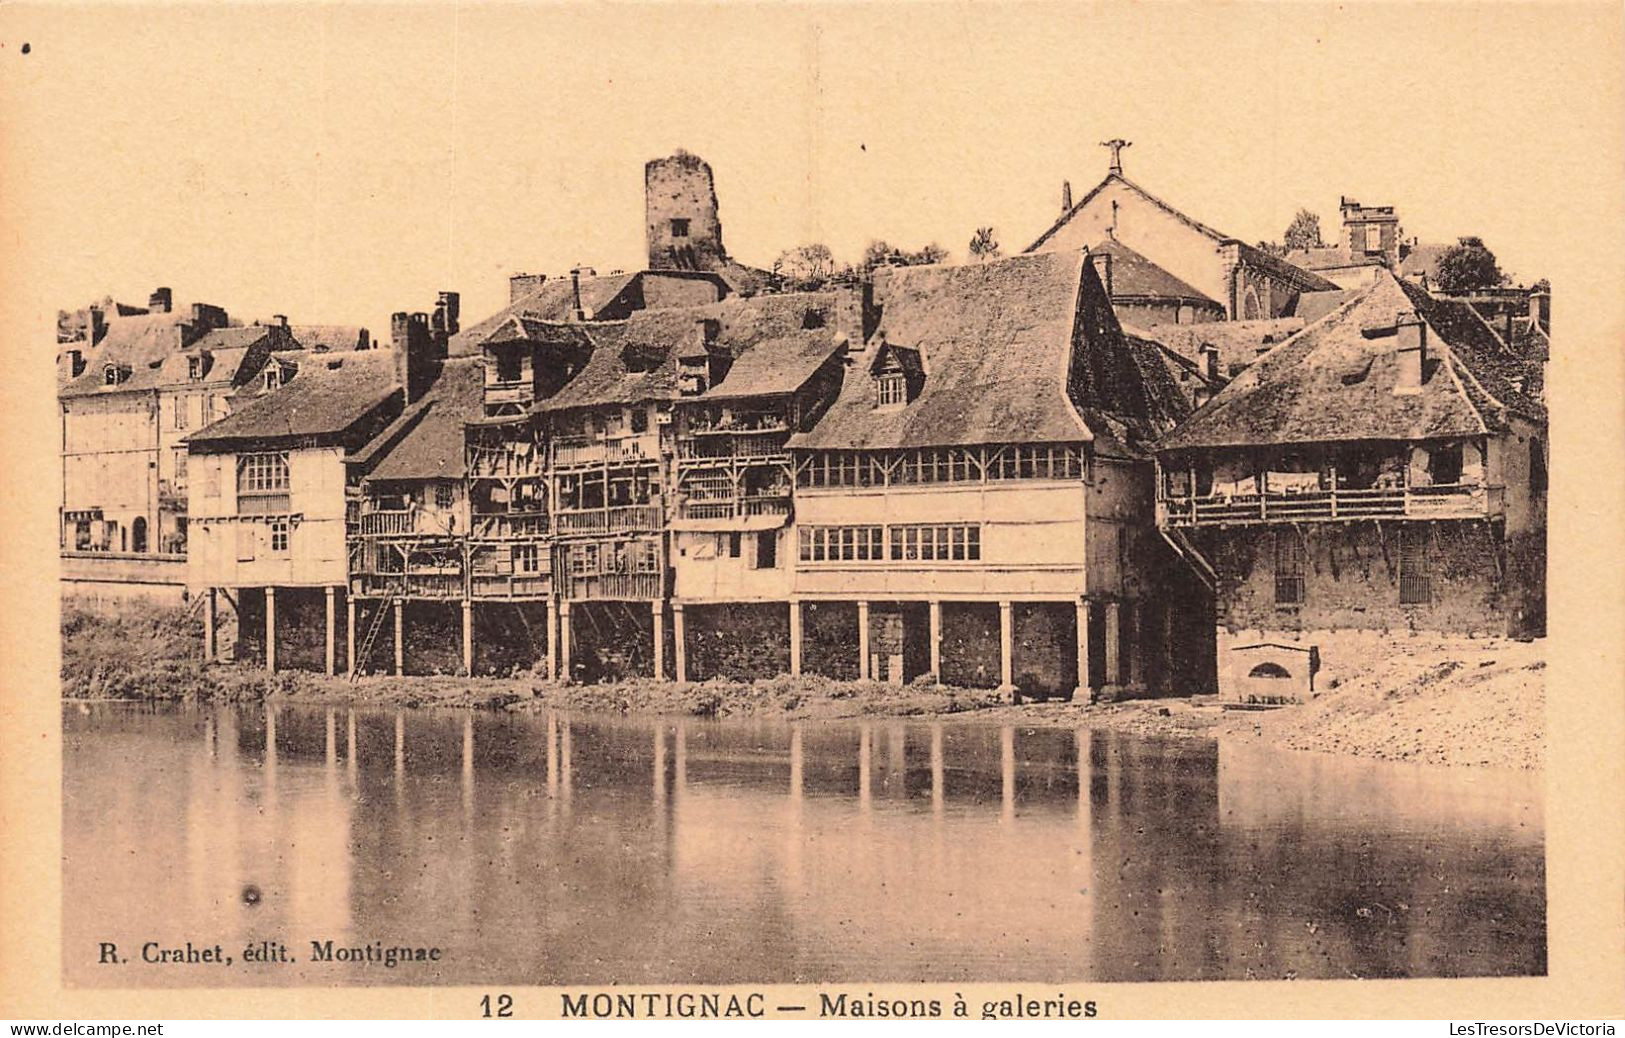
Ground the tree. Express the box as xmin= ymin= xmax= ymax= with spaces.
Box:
xmin=1282 ymin=208 xmax=1324 ymax=251
xmin=968 ymin=226 xmax=1001 ymax=263
xmin=1432 ymin=237 xmax=1506 ymax=292
xmin=772 ymin=243 xmax=837 ymax=289
xmin=861 ymin=240 xmax=949 ymax=270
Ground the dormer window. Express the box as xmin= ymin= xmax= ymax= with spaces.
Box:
xmin=188 ymin=356 xmax=204 ymax=381
xmin=876 ymin=372 xmax=906 ymax=407
xmin=263 ymin=368 xmax=278 ymax=391
xmin=103 ymin=365 xmax=118 ymax=386
xmin=670 ymin=218 xmax=691 ymax=239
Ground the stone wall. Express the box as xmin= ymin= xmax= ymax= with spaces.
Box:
xmin=645 ymin=152 xmax=727 ymax=272
xmin=685 ymin=602 xmax=790 ymax=680
xmin=940 ymin=601 xmax=1000 ymax=689
xmin=802 ymin=601 xmax=859 ymax=680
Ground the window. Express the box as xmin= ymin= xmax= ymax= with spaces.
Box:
xmin=172 ymin=449 xmax=188 ymax=482
xmin=269 ymin=520 xmax=290 ymax=554
xmin=515 ymin=544 xmax=541 ymax=573
xmin=670 ymin=218 xmax=690 ymax=238
xmin=188 ymin=356 xmax=204 ymax=381
xmin=495 ymin=351 xmax=523 ymax=384
xmin=173 ymin=397 xmax=190 ymax=430
xmin=797 ymin=525 xmax=884 ymax=563
xmin=755 ymin=530 xmax=778 ymax=569
xmin=1399 ymin=524 xmax=1431 ymax=605
xmin=1365 ymin=224 xmax=1383 ymax=253
xmin=237 ymin=453 xmax=290 ymax=494
xmin=876 ymin=372 xmax=906 ymax=407
xmin=1274 ymin=529 xmax=1305 ymax=606
xmin=1430 ymin=443 xmax=1464 ymax=486
xmin=263 ymin=369 xmax=278 ymax=391
xmin=727 ymin=532 xmax=742 ymax=558
xmin=889 ymin=524 xmax=981 ymax=562
xmin=633 ymin=540 xmax=661 ymax=574
xmin=630 ymin=407 xmax=649 ymax=434
xmin=103 ymin=365 xmax=119 ymax=386
xmin=434 ymin=483 xmax=456 ymax=509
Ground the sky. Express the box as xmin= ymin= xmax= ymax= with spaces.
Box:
xmin=3 ymin=2 xmax=1622 ymax=340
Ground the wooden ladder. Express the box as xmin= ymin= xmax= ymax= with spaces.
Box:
xmin=348 ymin=587 xmax=402 ymax=682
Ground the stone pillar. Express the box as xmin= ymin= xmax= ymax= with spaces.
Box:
xmin=1075 ymin=598 xmax=1093 ymax=701
xmin=265 ymin=586 xmax=277 ymax=673
xmin=202 ymin=588 xmax=217 ymax=664
xmin=998 ymin=600 xmax=1014 ymax=695
xmin=928 ymin=600 xmax=942 ymax=681
xmin=651 ymin=601 xmax=666 ymax=681
xmin=558 ymin=601 xmax=572 ymax=684
xmin=392 ymin=598 xmax=405 ymax=676
xmin=857 ymin=600 xmax=871 ymax=681
xmin=324 ymin=586 xmax=337 ymax=677
xmin=1127 ymin=601 xmax=1144 ymax=689
xmin=788 ymin=599 xmax=803 ymax=677
xmin=672 ymin=603 xmax=687 ymax=682
xmin=346 ymin=596 xmax=357 ymax=677
xmin=544 ymin=599 xmax=558 ymax=681
xmin=462 ymin=599 xmax=474 ymax=677
xmin=1104 ymin=600 xmax=1122 ymax=692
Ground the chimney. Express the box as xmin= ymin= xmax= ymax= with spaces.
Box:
xmin=1528 ymin=289 xmax=1550 ymax=331
xmin=392 ymin=311 xmax=437 ymax=403
xmin=148 ymin=287 xmax=172 ymax=314
xmin=570 ymin=268 xmax=585 ymax=321
xmin=693 ymin=316 xmax=720 ymax=351
xmin=1060 ymin=179 xmax=1073 ymax=213
xmin=271 ymin=314 xmax=288 ymax=329
xmin=357 ymin=328 xmax=372 ymax=350
xmin=1501 ymin=309 xmax=1515 ymax=348
xmin=60 ymin=349 xmax=85 ymax=381
xmin=1091 ymin=252 xmax=1114 ymax=297
xmin=1394 ymin=312 xmax=1426 ymax=393
xmin=87 ymin=307 xmax=107 ymax=348
xmin=509 ymin=272 xmax=546 ymax=304
xmin=1200 ymin=343 xmax=1221 ymax=382
xmin=434 ymin=291 xmax=461 ymax=337
xmin=833 ymin=277 xmax=877 ymax=348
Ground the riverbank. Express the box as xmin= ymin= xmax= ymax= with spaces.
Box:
xmin=62 ymin=599 xmax=1543 ymax=770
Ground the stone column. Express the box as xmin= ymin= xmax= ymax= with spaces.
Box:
xmin=324 ymin=586 xmax=337 ymax=677
xmin=558 ymin=601 xmax=572 ymax=684
xmin=651 ymin=601 xmax=666 ymax=681
xmin=392 ymin=597 xmax=405 ymax=676
xmin=788 ymin=599 xmax=802 ymax=677
xmin=202 ymin=588 xmax=217 ymax=664
xmin=1104 ymin=600 xmax=1122 ymax=691
xmin=1127 ymin=600 xmax=1144 ymax=689
xmin=346 ymin=596 xmax=357 ymax=677
xmin=462 ymin=599 xmax=474 ymax=677
xmin=857 ymin=600 xmax=871 ymax=681
xmin=544 ymin=599 xmax=558 ymax=681
xmin=928 ymin=600 xmax=942 ymax=681
xmin=672 ymin=603 xmax=687 ymax=682
xmin=264 ymin=586 xmax=277 ymax=673
xmin=1075 ymin=598 xmax=1093 ymax=701
xmin=998 ymin=600 xmax=1014 ymax=694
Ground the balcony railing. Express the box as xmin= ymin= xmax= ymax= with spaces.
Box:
xmin=1160 ymin=483 xmax=1500 ymax=527
xmin=350 ymin=571 xmax=465 ymax=599
xmin=470 ymin=573 xmax=551 ymax=600
xmin=553 ymin=432 xmax=661 ymax=468
xmin=467 ymin=443 xmax=545 ymax=479
xmin=471 ymin=511 xmax=550 ymax=540
xmin=554 ymin=504 xmax=663 ymax=536
xmin=558 ymin=570 xmax=664 ymax=602
xmin=678 ymin=431 xmax=790 ymax=461
xmin=358 ymin=509 xmax=459 ymax=537
xmin=483 ymin=381 xmax=531 ymax=407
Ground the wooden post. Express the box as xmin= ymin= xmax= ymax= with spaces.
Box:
xmin=928 ymin=599 xmax=942 ymax=681
xmin=788 ymin=599 xmax=802 ymax=677
xmin=672 ymin=603 xmax=687 ymax=682
xmin=857 ymin=600 xmax=871 ymax=681
xmin=998 ymin=600 xmax=1015 ymax=694
xmin=392 ymin=597 xmax=404 ymax=676
xmin=1104 ymin=600 xmax=1122 ymax=690
xmin=1127 ymin=600 xmax=1143 ymax=689
xmin=651 ymin=601 xmax=666 ymax=681
xmin=461 ymin=599 xmax=474 ymax=677
xmin=202 ymin=588 xmax=216 ymax=664
xmin=1075 ymin=598 xmax=1092 ymax=700
xmin=346 ymin=595 xmax=357 ymax=677
xmin=264 ymin=586 xmax=277 ymax=673
xmin=559 ymin=601 xmax=572 ymax=684
xmin=324 ymin=586 xmax=337 ymax=677
xmin=544 ymin=598 xmax=557 ymax=681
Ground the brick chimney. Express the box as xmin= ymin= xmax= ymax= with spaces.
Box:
xmin=87 ymin=307 xmax=107 ymax=348
xmin=1091 ymin=252 xmax=1114 ymax=297
xmin=509 ymin=272 xmax=546 ymax=304
xmin=391 ymin=311 xmax=438 ymax=403
xmin=1528 ymin=289 xmax=1550 ymax=331
xmin=1060 ymin=179 xmax=1073 ymax=213
xmin=149 ymin=287 xmax=172 ymax=314
xmin=433 ymin=291 xmax=461 ymax=338
xmin=1394 ymin=312 xmax=1426 ymax=393
xmin=271 ymin=314 xmax=288 ymax=328
xmin=833 ymin=277 xmax=877 ymax=348
xmin=569 ymin=268 xmax=586 ymax=321
xmin=1200 ymin=343 xmax=1221 ymax=383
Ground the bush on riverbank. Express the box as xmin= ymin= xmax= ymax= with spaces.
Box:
xmin=61 ymin=599 xmax=217 ymax=700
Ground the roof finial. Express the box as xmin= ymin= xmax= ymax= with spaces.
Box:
xmin=1100 ymin=138 xmax=1131 ymax=176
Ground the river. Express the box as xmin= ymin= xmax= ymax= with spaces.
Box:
xmin=62 ymin=702 xmax=1544 ymax=986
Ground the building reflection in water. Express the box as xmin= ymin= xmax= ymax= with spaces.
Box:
xmin=62 ymin=704 xmax=1544 ymax=987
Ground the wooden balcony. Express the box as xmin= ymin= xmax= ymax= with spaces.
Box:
xmin=678 ymin=430 xmax=790 ymax=462
xmin=676 ymin=494 xmax=792 ymax=522
xmin=350 ymin=570 xmax=465 ymax=599
xmin=467 ymin=442 xmax=545 ymax=479
xmin=554 ymin=504 xmax=663 ymax=536
xmin=557 ymin=570 xmax=663 ymax=602
xmin=470 ymin=573 xmax=551 ymax=600
xmin=358 ymin=509 xmax=459 ymax=537
xmin=1159 ymin=483 xmax=1502 ymax=528
xmin=553 ymin=432 xmax=661 ymax=469
xmin=483 ymin=381 xmax=531 ymax=409
xmin=471 ymin=511 xmax=550 ymax=540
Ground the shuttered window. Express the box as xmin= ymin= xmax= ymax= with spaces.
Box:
xmin=1399 ymin=524 xmax=1431 ymax=604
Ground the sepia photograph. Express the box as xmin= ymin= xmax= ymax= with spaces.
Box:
xmin=3 ymin=0 xmax=1623 ymax=1022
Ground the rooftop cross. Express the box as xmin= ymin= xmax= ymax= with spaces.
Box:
xmin=1100 ymin=138 xmax=1131 ymax=175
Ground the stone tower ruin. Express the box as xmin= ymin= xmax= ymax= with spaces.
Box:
xmin=645 ymin=150 xmax=728 ymax=272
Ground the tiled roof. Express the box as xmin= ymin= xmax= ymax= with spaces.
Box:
xmin=185 ymin=350 xmax=399 ymax=448
xmin=359 ymin=358 xmax=486 ymax=482
xmin=445 ymin=273 xmax=645 ymax=357
xmin=1142 ymin=318 xmax=1306 ymax=379
xmin=60 ymin=323 xmax=284 ymax=398
xmin=289 ymin=324 xmax=370 ymax=352
xmin=1157 ymin=270 xmax=1545 ymax=452
xmin=1090 ymin=238 xmax=1218 ymax=304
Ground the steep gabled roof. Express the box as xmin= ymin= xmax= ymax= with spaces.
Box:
xmin=699 ymin=331 xmax=844 ymax=401
xmin=289 ymin=324 xmax=370 ymax=352
xmin=185 ymin=350 xmax=399 ymax=449
xmin=1090 ymin=238 xmax=1219 ymax=305
xmin=446 ymin=273 xmax=643 ymax=357
xmin=1290 ymin=288 xmax=1359 ymax=324
xmin=359 ymin=358 xmax=485 ymax=482
xmin=1284 ymin=246 xmax=1384 ymax=273
xmin=1157 ymin=270 xmax=1545 ymax=452
xmin=1142 ymin=318 xmax=1306 ymax=379
xmin=60 ymin=323 xmax=283 ymax=398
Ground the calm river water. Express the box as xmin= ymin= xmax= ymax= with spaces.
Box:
xmin=62 ymin=702 xmax=1544 ymax=986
